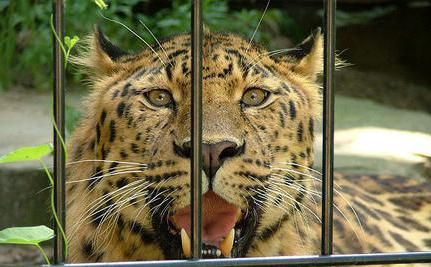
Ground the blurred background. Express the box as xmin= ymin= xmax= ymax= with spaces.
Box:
xmin=0 ymin=0 xmax=430 ymax=264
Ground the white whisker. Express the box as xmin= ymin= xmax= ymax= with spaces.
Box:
xmin=139 ymin=19 xmax=173 ymax=67
xmin=68 ymin=159 xmax=148 ymax=166
xmin=273 ymin=162 xmax=322 ymax=175
xmin=247 ymin=0 xmax=271 ymax=51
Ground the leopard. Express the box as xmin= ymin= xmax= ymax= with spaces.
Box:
xmin=66 ymin=26 xmax=431 ymax=263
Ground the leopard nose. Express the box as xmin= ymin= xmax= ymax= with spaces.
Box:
xmin=173 ymin=141 xmax=244 ymax=182
xmin=202 ymin=141 xmax=243 ymax=182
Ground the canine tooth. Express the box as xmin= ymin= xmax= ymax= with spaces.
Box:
xmin=181 ymin=229 xmax=191 ymax=258
xmin=216 ymin=249 xmax=222 ymax=257
xmin=219 ymin=228 xmax=234 ymax=257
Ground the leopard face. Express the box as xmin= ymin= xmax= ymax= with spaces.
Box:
xmin=66 ymin=27 xmax=323 ymax=262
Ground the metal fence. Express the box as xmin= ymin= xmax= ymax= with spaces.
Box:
xmin=52 ymin=0 xmax=431 ymax=266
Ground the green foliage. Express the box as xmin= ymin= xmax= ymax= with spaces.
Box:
xmin=0 ymin=0 xmax=142 ymax=91
xmin=64 ymin=36 xmax=80 ymax=50
xmin=0 ymin=144 xmax=53 ymax=163
xmin=50 ymin=14 xmax=80 ymax=69
xmin=0 ymin=0 xmax=298 ymax=91
xmin=0 ymin=1 xmax=51 ymax=90
xmin=0 ymin=226 xmax=54 ymax=245
xmin=94 ymin=0 xmax=108 ymax=10
xmin=138 ymin=0 xmax=283 ymax=48
xmin=0 ymin=226 xmax=53 ymax=264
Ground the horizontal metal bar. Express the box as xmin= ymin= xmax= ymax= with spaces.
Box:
xmin=54 ymin=252 xmax=431 ymax=267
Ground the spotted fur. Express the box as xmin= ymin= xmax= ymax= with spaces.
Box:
xmin=66 ymin=28 xmax=431 ymax=263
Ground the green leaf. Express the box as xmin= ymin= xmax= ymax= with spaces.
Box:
xmin=64 ymin=35 xmax=79 ymax=50
xmin=70 ymin=36 xmax=79 ymax=48
xmin=64 ymin=36 xmax=71 ymax=48
xmin=0 ymin=144 xmax=53 ymax=163
xmin=0 ymin=226 xmax=54 ymax=245
xmin=93 ymin=0 xmax=108 ymax=10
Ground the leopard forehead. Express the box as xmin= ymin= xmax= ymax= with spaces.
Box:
xmin=83 ymin=31 xmax=322 ymax=140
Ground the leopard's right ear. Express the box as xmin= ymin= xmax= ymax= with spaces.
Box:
xmin=72 ymin=26 xmax=129 ymax=74
xmin=285 ymin=27 xmax=323 ymax=81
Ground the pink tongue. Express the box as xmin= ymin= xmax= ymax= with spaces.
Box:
xmin=171 ymin=191 xmax=239 ymax=245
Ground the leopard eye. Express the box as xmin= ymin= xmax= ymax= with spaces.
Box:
xmin=145 ymin=89 xmax=174 ymax=108
xmin=241 ymin=88 xmax=270 ymax=107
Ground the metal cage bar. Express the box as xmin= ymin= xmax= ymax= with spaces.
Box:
xmin=62 ymin=252 xmax=431 ymax=267
xmin=53 ymin=0 xmax=66 ymax=264
xmin=190 ymin=0 xmax=203 ymax=260
xmin=321 ymin=0 xmax=336 ymax=256
xmin=51 ymin=0 xmax=431 ymax=266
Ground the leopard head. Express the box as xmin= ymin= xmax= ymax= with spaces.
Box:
xmin=67 ymin=27 xmax=323 ymax=261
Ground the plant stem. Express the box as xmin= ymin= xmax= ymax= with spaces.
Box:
xmin=39 ymin=159 xmax=68 ymax=258
xmin=35 ymin=244 xmax=50 ymax=265
xmin=50 ymin=14 xmax=68 ymax=68
xmin=51 ymin=114 xmax=69 ymax=162
xmin=49 ymin=9 xmax=71 ymax=259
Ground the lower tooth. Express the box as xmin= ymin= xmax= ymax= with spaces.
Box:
xmin=216 ymin=249 xmax=222 ymax=257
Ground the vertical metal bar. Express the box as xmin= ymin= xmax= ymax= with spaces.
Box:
xmin=191 ymin=0 xmax=203 ymax=260
xmin=53 ymin=0 xmax=66 ymax=263
xmin=321 ymin=0 xmax=336 ymax=256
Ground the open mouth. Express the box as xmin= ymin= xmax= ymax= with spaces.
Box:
xmin=170 ymin=190 xmax=243 ymax=258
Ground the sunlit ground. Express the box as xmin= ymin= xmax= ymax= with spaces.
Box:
xmin=314 ymin=96 xmax=431 ymax=178
xmin=332 ymin=127 xmax=431 ymax=163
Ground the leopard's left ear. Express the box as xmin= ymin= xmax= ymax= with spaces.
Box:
xmin=285 ymin=27 xmax=323 ymax=80
xmin=94 ymin=26 xmax=129 ymax=62
xmin=72 ymin=26 xmax=130 ymax=74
